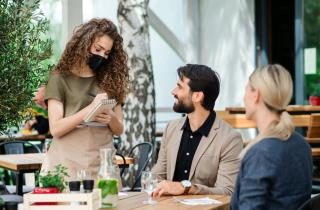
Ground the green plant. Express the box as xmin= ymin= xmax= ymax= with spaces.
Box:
xmin=0 ymin=0 xmax=53 ymax=133
xmin=310 ymin=83 xmax=320 ymax=97
xmin=305 ymin=74 xmax=320 ymax=97
xmin=38 ymin=164 xmax=69 ymax=192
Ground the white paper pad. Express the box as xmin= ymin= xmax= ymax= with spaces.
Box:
xmin=118 ymin=192 xmax=128 ymax=197
xmin=174 ymin=197 xmax=222 ymax=205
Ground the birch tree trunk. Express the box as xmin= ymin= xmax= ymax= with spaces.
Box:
xmin=117 ymin=0 xmax=155 ymax=160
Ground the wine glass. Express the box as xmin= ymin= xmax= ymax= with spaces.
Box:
xmin=77 ymin=169 xmax=91 ymax=181
xmin=77 ymin=169 xmax=91 ymax=192
xmin=141 ymin=171 xmax=158 ymax=205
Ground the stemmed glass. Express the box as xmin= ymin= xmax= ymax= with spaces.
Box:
xmin=141 ymin=171 xmax=158 ymax=205
xmin=77 ymin=169 xmax=91 ymax=192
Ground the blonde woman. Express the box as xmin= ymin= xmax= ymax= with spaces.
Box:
xmin=231 ymin=64 xmax=312 ymax=210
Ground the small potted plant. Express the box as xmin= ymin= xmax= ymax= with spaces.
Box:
xmin=309 ymin=83 xmax=320 ymax=106
xmin=33 ymin=164 xmax=68 ymax=205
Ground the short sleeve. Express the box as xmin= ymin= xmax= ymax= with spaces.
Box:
xmin=45 ymin=73 xmax=65 ymax=104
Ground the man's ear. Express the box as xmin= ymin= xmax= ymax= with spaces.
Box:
xmin=192 ymin=91 xmax=204 ymax=103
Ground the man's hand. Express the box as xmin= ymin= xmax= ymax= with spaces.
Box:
xmin=152 ymin=180 xmax=184 ymax=197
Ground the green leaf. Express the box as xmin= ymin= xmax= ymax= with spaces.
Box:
xmin=0 ymin=0 xmax=53 ymax=132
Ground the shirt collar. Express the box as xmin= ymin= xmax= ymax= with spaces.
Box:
xmin=181 ymin=110 xmax=216 ymax=137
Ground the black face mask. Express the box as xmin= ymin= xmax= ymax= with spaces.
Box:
xmin=87 ymin=53 xmax=107 ymax=72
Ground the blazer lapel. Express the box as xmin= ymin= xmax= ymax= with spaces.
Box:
xmin=168 ymin=119 xmax=185 ymax=180
xmin=188 ymin=118 xmax=220 ymax=180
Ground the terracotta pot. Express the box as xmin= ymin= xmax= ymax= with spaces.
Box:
xmin=309 ymin=96 xmax=320 ymax=106
xmin=32 ymin=187 xmax=59 ymax=205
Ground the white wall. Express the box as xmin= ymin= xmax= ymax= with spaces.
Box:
xmin=149 ymin=0 xmax=185 ymax=108
xmin=83 ymin=0 xmax=118 ymax=23
xmin=200 ymin=0 xmax=255 ymax=109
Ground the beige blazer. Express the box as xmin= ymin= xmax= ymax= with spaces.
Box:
xmin=152 ymin=116 xmax=243 ymax=195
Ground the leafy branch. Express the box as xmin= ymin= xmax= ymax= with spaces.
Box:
xmin=0 ymin=0 xmax=53 ymax=132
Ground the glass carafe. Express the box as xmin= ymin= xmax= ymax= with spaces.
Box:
xmin=98 ymin=148 xmax=119 ymax=208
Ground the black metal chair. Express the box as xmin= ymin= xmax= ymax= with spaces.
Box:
xmin=113 ymin=136 xmax=122 ymax=151
xmin=0 ymin=140 xmax=41 ymax=155
xmin=0 ymin=140 xmax=41 ymax=194
xmin=124 ymin=142 xmax=153 ymax=191
xmin=297 ymin=194 xmax=320 ymax=210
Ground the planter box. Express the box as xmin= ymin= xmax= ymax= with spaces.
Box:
xmin=32 ymin=187 xmax=60 ymax=205
xmin=23 ymin=189 xmax=101 ymax=210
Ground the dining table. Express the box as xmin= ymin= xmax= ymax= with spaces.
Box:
xmin=106 ymin=191 xmax=231 ymax=210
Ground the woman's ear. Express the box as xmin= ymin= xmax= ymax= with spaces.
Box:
xmin=253 ymin=88 xmax=261 ymax=104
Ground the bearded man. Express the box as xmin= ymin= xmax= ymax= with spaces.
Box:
xmin=152 ymin=64 xmax=243 ymax=196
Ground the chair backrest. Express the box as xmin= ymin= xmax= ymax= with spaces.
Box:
xmin=307 ymin=114 xmax=320 ymax=138
xmin=298 ymin=194 xmax=320 ymax=210
xmin=129 ymin=142 xmax=153 ymax=191
xmin=0 ymin=140 xmax=41 ymax=154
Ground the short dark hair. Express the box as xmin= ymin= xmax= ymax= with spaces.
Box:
xmin=177 ymin=64 xmax=220 ymax=110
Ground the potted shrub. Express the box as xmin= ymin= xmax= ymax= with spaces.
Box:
xmin=33 ymin=164 xmax=69 ymax=205
xmin=35 ymin=164 xmax=69 ymax=193
xmin=0 ymin=0 xmax=52 ymax=135
xmin=309 ymin=83 xmax=320 ymax=106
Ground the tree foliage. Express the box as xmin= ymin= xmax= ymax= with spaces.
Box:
xmin=305 ymin=0 xmax=320 ymax=72
xmin=0 ymin=0 xmax=52 ymax=132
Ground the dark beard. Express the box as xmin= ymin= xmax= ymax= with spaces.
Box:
xmin=173 ymin=102 xmax=195 ymax=114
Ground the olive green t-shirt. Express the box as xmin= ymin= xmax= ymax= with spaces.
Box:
xmin=45 ymin=73 xmax=101 ymax=117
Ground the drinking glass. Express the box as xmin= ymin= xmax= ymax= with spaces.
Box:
xmin=77 ymin=169 xmax=91 ymax=181
xmin=141 ymin=171 xmax=158 ymax=205
xmin=77 ymin=169 xmax=91 ymax=192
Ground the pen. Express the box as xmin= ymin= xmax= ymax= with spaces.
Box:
xmin=88 ymin=92 xmax=96 ymax=97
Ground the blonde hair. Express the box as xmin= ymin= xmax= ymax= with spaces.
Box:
xmin=241 ymin=64 xmax=294 ymax=157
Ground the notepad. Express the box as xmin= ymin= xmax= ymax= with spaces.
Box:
xmin=84 ymin=99 xmax=117 ymax=122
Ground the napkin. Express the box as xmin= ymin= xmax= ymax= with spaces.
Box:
xmin=118 ymin=192 xmax=128 ymax=197
xmin=174 ymin=197 xmax=222 ymax=205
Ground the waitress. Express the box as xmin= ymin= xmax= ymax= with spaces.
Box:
xmin=42 ymin=18 xmax=129 ymax=180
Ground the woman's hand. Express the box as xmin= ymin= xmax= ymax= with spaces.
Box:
xmin=94 ymin=108 xmax=116 ymax=125
xmin=89 ymin=93 xmax=108 ymax=109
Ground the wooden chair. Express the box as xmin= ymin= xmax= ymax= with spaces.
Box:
xmin=305 ymin=114 xmax=320 ymax=193
xmin=305 ymin=114 xmax=320 ymax=158
xmin=306 ymin=114 xmax=320 ymax=145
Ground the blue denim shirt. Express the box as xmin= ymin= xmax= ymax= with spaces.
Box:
xmin=231 ymin=132 xmax=312 ymax=210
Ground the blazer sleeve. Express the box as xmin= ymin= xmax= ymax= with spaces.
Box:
xmin=151 ymin=122 xmax=170 ymax=180
xmin=193 ymin=131 xmax=243 ymax=195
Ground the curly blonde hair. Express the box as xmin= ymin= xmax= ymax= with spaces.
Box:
xmin=53 ymin=18 xmax=129 ymax=103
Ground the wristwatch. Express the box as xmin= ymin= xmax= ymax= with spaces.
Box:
xmin=180 ymin=180 xmax=192 ymax=194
